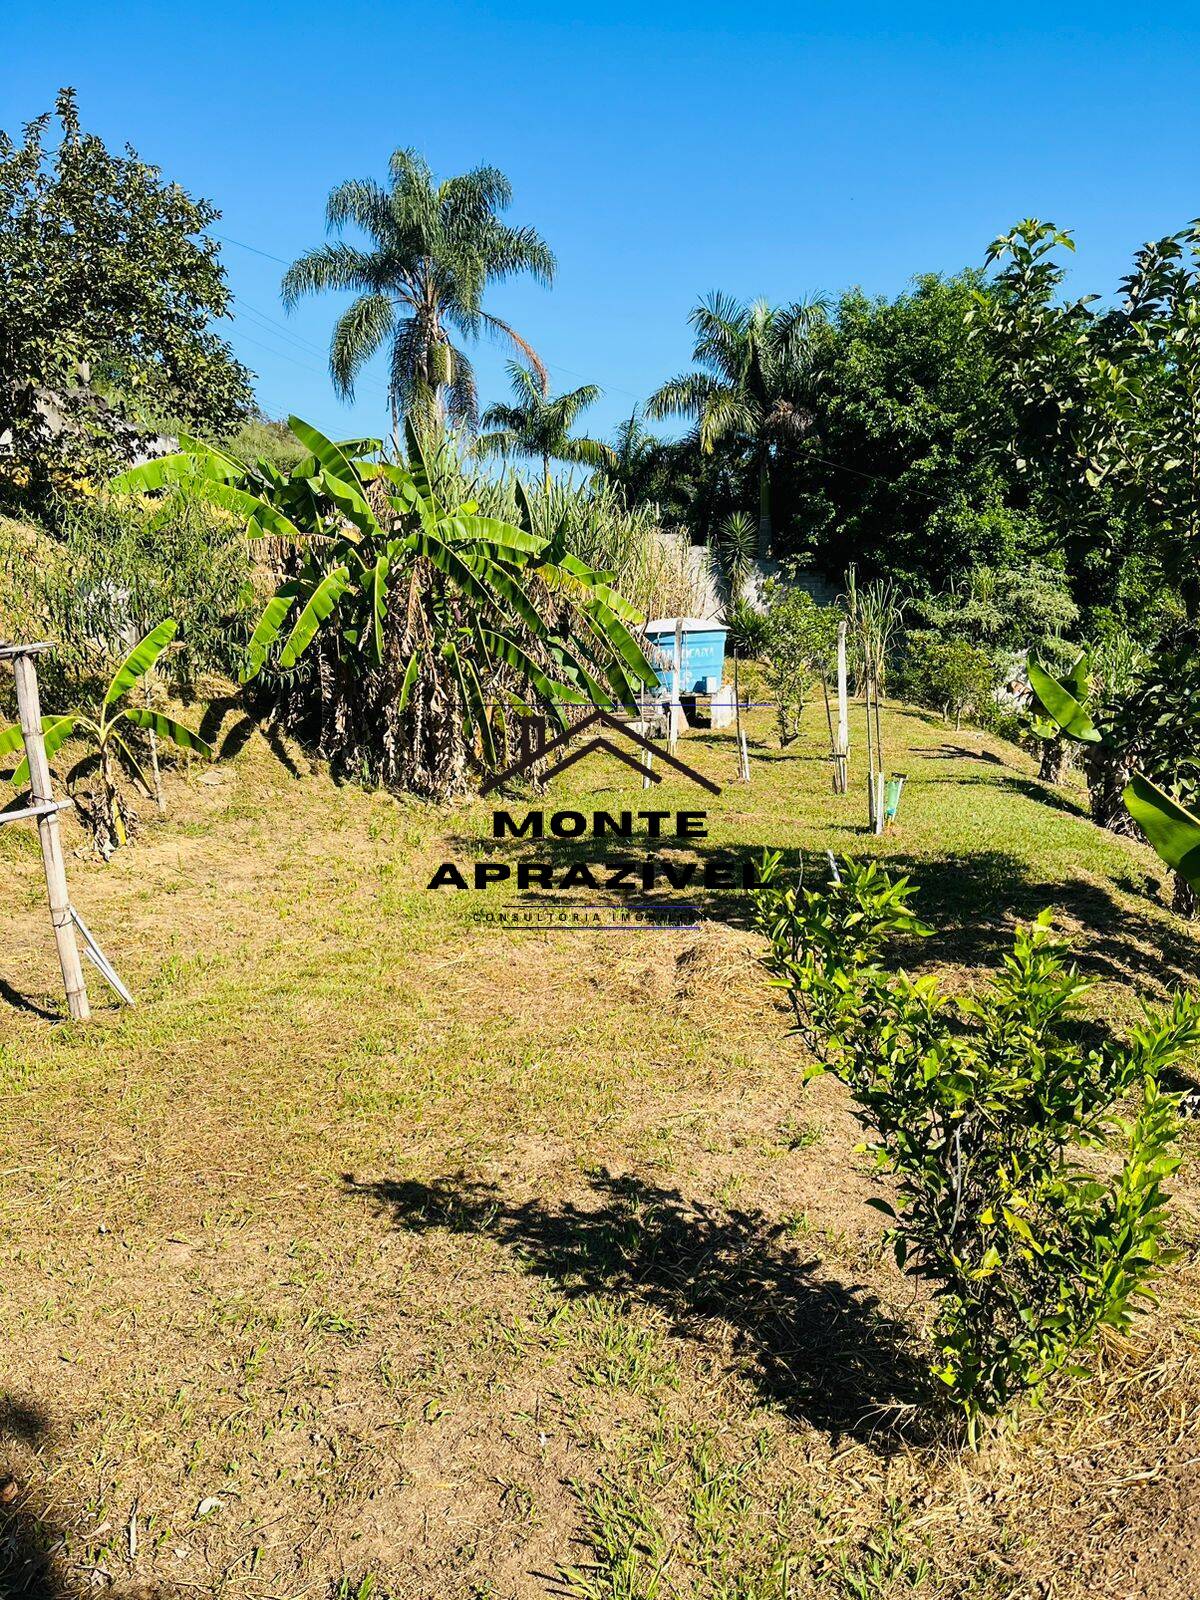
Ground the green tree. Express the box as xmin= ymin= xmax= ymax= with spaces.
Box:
xmin=476 ymin=362 xmax=615 ymax=488
xmin=782 ymin=275 xmax=1038 ymax=590
xmin=647 ymin=293 xmax=828 ymax=558
xmin=761 ymin=578 xmax=839 ymax=745
xmin=281 ymin=151 xmax=554 ymax=443
xmin=1101 ymin=627 xmax=1200 ymax=915
xmin=601 ymin=407 xmax=667 ymax=506
xmin=903 ymin=637 xmax=998 ymax=729
xmin=0 ymin=88 xmax=252 ymax=502
xmin=971 ymin=221 xmax=1183 ymax=623
xmin=1090 ymin=224 xmax=1200 ymax=619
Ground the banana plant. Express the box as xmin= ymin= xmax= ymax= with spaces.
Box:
xmin=1123 ymin=772 xmax=1200 ymax=917
xmin=0 ymin=620 xmax=213 ymax=856
xmin=1027 ymin=649 xmax=1100 ymax=781
xmin=111 ymin=417 xmax=658 ymax=800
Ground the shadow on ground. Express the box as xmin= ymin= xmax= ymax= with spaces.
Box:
xmin=0 ymin=1397 xmax=67 ymax=1599
xmin=0 ymin=980 xmax=58 ymax=1023
xmin=346 ymin=1168 xmax=933 ymax=1451
xmin=884 ymin=850 xmax=1199 ymax=997
xmin=197 ymin=696 xmax=304 ymax=776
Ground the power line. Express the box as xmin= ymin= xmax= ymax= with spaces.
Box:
xmin=212 ymin=231 xmax=291 ymax=266
xmin=213 ymin=229 xmax=645 ymax=406
xmin=214 ymin=230 xmax=968 ymax=504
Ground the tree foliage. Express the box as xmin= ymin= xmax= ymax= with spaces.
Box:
xmin=782 ymin=276 xmax=1038 ymax=589
xmin=647 ymin=293 xmax=827 ymax=557
xmin=0 ymin=88 xmax=252 ymax=502
xmin=973 ymin=219 xmax=1198 ymax=621
xmin=903 ymin=638 xmax=998 ymax=729
xmin=761 ymin=577 xmax=839 ymax=744
xmin=476 ymin=362 xmax=615 ymax=487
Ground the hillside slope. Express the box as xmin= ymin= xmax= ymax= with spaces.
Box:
xmin=1 ymin=700 xmax=1198 ymax=1600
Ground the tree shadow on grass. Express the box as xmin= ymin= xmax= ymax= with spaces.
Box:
xmin=197 ymin=696 xmax=303 ymax=776
xmin=933 ymin=769 xmax=1090 ymax=817
xmin=884 ymin=849 xmax=1199 ymax=999
xmin=0 ymin=1397 xmax=68 ymax=1598
xmin=345 ymin=1168 xmax=935 ymax=1453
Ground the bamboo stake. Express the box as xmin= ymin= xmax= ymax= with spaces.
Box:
xmin=145 ymin=682 xmax=164 ymax=813
xmin=732 ymin=648 xmax=746 ymax=784
xmin=821 ymin=675 xmax=837 ymax=791
xmin=836 ymin=619 xmax=849 ymax=785
xmin=10 ymin=648 xmax=90 ymax=1021
xmin=863 ymin=678 xmax=877 ymax=829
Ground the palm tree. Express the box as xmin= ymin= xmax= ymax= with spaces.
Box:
xmin=646 ymin=292 xmax=828 ymax=558
xmin=475 ymin=361 xmax=616 ymax=488
xmin=603 ymin=406 xmax=663 ymax=503
xmin=282 ymin=150 xmax=555 ymax=443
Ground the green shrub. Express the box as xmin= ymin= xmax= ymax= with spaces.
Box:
xmin=724 ymin=597 xmax=769 ymax=660
xmin=755 ymin=853 xmax=1200 ymax=1437
xmin=901 ymin=636 xmax=998 ymax=728
xmin=905 ymin=563 xmax=1078 ymax=660
xmin=0 ymin=492 xmax=257 ymax=699
xmin=761 ymin=580 xmax=839 ymax=744
xmin=221 ymin=415 xmax=310 ymax=477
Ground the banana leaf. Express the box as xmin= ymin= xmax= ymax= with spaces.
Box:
xmin=122 ymin=707 xmax=214 ymax=759
xmin=279 ymin=567 xmax=351 ymax=669
xmin=1123 ymin=773 xmax=1200 ymax=890
xmin=288 ymin=417 xmax=364 ymax=487
xmin=242 ymin=581 xmax=303 ymax=682
xmin=1028 ymin=659 xmax=1101 ymax=743
xmin=105 ymin=620 xmax=178 ymax=706
xmin=9 ymin=714 xmax=79 ymax=788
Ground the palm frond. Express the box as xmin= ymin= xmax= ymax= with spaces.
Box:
xmin=329 ymin=293 xmax=395 ymax=401
xmin=645 ymin=371 xmax=723 ymax=421
xmin=480 ymin=315 xmax=550 ymax=393
xmin=324 ymin=177 xmax=393 ymax=243
xmin=556 ymin=436 xmax=618 ymax=472
xmin=281 ymin=243 xmax=379 ymax=308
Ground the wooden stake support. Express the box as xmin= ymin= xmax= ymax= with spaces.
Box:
xmin=0 ymin=641 xmax=132 ymax=1021
xmin=834 ymin=620 xmax=849 ymax=794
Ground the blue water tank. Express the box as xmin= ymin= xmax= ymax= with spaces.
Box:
xmin=643 ymin=617 xmax=728 ymax=695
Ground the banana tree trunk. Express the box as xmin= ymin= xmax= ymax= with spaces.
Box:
xmin=1038 ymin=741 xmax=1070 ymax=784
xmin=1173 ymin=873 xmax=1199 ymax=919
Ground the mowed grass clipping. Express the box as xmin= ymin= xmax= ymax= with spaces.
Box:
xmin=1 ymin=697 xmax=1199 ymax=1600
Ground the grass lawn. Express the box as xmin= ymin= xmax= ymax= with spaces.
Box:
xmin=2 ymin=697 xmax=1199 ymax=1600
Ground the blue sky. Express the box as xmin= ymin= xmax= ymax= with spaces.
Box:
xmin=6 ymin=3 xmax=1200 ymax=443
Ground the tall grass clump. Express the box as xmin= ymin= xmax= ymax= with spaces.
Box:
xmin=423 ymin=432 xmax=708 ymax=621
